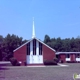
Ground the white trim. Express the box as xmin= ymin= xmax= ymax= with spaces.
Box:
xmin=30 ymin=41 xmax=33 ymax=55
xmin=56 ymin=52 xmax=80 ymax=55
xmin=76 ymin=58 xmax=80 ymax=61
xmin=13 ymin=37 xmax=56 ymax=52
xmin=66 ymin=58 xmax=70 ymax=61
xmin=13 ymin=39 xmax=33 ymax=52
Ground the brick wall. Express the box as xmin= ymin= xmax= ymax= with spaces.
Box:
xmin=14 ymin=45 xmax=27 ymax=65
xmin=43 ymin=45 xmax=56 ymax=61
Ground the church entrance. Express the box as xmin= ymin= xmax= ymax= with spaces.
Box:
xmin=26 ymin=39 xmax=43 ymax=64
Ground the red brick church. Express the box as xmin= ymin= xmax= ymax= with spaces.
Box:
xmin=13 ymin=19 xmax=56 ymax=65
xmin=13 ymin=19 xmax=80 ymax=65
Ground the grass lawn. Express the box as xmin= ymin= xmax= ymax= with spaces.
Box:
xmin=0 ymin=63 xmax=80 ymax=80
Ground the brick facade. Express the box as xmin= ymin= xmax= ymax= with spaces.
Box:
xmin=60 ymin=54 xmax=66 ymax=62
xmin=70 ymin=54 xmax=76 ymax=62
xmin=43 ymin=45 xmax=56 ymax=61
xmin=14 ymin=39 xmax=56 ymax=66
xmin=14 ymin=45 xmax=27 ymax=65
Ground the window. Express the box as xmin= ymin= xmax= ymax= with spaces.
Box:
xmin=39 ymin=42 xmax=42 ymax=55
xmin=27 ymin=43 xmax=30 ymax=55
xmin=76 ymin=54 xmax=80 ymax=58
xmin=33 ymin=39 xmax=36 ymax=55
xmin=56 ymin=55 xmax=60 ymax=59
xmin=66 ymin=54 xmax=70 ymax=58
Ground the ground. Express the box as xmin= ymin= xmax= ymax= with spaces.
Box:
xmin=0 ymin=63 xmax=80 ymax=80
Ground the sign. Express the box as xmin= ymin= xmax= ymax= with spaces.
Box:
xmin=73 ymin=73 xmax=80 ymax=80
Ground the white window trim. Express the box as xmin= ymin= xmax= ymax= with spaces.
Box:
xmin=66 ymin=58 xmax=70 ymax=61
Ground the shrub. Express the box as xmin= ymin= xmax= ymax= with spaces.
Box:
xmin=44 ymin=60 xmax=57 ymax=65
xmin=16 ymin=62 xmax=20 ymax=66
xmin=66 ymin=61 xmax=77 ymax=63
xmin=10 ymin=57 xmax=20 ymax=66
xmin=53 ymin=57 xmax=59 ymax=63
xmin=10 ymin=57 xmax=17 ymax=66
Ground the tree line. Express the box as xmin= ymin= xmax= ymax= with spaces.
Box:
xmin=0 ymin=34 xmax=80 ymax=61
xmin=44 ymin=35 xmax=80 ymax=52
xmin=0 ymin=34 xmax=27 ymax=61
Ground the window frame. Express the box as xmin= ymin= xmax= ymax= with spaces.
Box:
xmin=27 ymin=42 xmax=30 ymax=55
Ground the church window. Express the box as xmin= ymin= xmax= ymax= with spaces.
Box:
xmin=33 ymin=39 xmax=36 ymax=55
xmin=39 ymin=42 xmax=42 ymax=55
xmin=27 ymin=42 xmax=30 ymax=55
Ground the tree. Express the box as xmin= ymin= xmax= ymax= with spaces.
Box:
xmin=55 ymin=37 xmax=63 ymax=51
xmin=44 ymin=34 xmax=80 ymax=52
xmin=62 ymin=38 xmax=71 ymax=52
xmin=44 ymin=35 xmax=51 ymax=44
xmin=0 ymin=48 xmax=2 ymax=61
xmin=0 ymin=35 xmax=4 ymax=61
xmin=0 ymin=34 xmax=28 ymax=61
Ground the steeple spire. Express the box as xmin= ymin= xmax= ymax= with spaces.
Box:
xmin=32 ymin=17 xmax=36 ymax=38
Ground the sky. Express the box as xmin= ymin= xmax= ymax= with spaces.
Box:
xmin=0 ymin=0 xmax=80 ymax=40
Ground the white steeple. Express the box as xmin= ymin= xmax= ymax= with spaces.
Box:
xmin=32 ymin=17 xmax=36 ymax=38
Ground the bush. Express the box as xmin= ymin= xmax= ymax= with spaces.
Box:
xmin=10 ymin=57 xmax=17 ymax=66
xmin=53 ymin=57 xmax=59 ymax=63
xmin=16 ymin=62 xmax=20 ymax=66
xmin=66 ymin=61 xmax=77 ymax=63
xmin=44 ymin=60 xmax=57 ymax=65
xmin=10 ymin=57 xmax=20 ymax=66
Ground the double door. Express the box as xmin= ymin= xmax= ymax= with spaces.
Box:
xmin=27 ymin=55 xmax=43 ymax=64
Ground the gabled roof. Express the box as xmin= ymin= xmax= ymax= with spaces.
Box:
xmin=56 ymin=52 xmax=80 ymax=55
xmin=13 ymin=37 xmax=56 ymax=52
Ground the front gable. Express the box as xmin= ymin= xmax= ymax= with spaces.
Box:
xmin=13 ymin=38 xmax=56 ymax=53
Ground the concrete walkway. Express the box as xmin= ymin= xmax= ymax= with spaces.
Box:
xmin=0 ymin=63 xmax=69 ymax=68
xmin=58 ymin=63 xmax=69 ymax=67
xmin=27 ymin=64 xmax=69 ymax=67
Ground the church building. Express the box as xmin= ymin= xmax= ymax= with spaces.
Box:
xmin=13 ymin=19 xmax=80 ymax=65
xmin=13 ymin=19 xmax=56 ymax=65
xmin=56 ymin=52 xmax=80 ymax=62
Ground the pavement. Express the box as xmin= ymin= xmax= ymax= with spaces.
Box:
xmin=26 ymin=63 xmax=69 ymax=67
xmin=58 ymin=63 xmax=69 ymax=67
